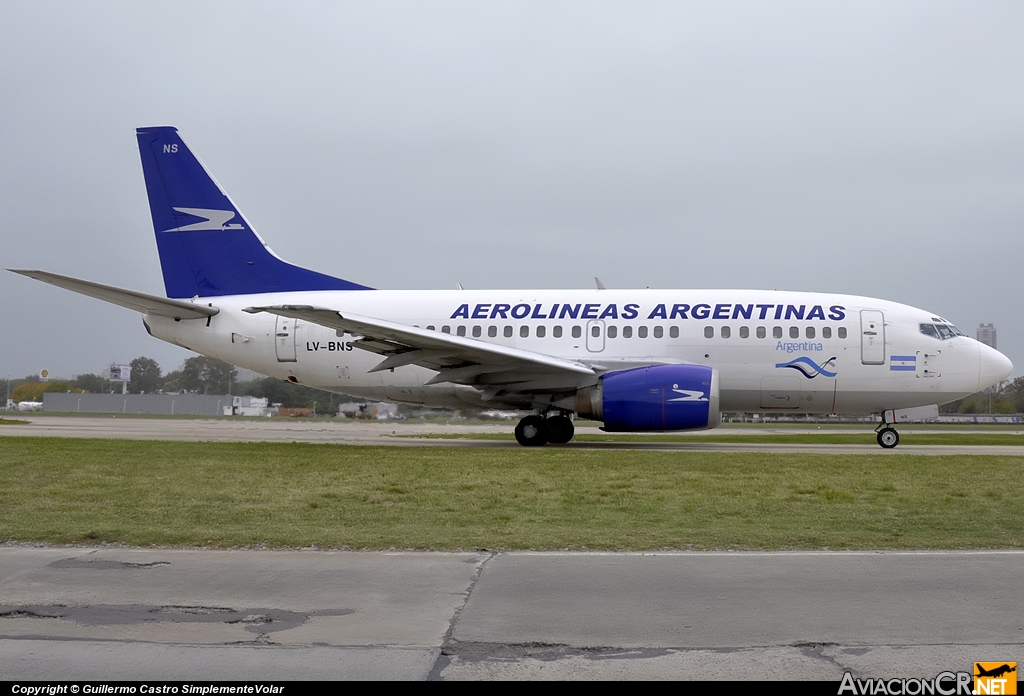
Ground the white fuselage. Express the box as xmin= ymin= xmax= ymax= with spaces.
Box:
xmin=143 ymin=288 xmax=1010 ymax=415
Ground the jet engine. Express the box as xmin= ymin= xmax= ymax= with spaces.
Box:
xmin=575 ymin=364 xmax=721 ymax=432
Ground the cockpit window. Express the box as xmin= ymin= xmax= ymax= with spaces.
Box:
xmin=922 ymin=323 xmax=962 ymax=340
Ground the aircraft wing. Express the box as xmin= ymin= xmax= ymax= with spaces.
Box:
xmin=9 ymin=269 xmax=219 ymax=320
xmin=245 ymin=304 xmax=598 ymax=393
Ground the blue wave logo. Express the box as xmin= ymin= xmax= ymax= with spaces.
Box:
xmin=775 ymin=356 xmax=837 ymax=379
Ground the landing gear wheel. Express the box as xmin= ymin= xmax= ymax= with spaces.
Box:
xmin=545 ymin=415 xmax=575 ymax=444
xmin=515 ymin=415 xmax=549 ymax=447
xmin=877 ymin=427 xmax=899 ymax=449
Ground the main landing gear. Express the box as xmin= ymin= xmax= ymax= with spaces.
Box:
xmin=514 ymin=413 xmax=575 ymax=447
xmin=875 ymin=424 xmax=900 ymax=449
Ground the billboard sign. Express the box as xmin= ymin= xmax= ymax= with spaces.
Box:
xmin=109 ymin=364 xmax=132 ymax=382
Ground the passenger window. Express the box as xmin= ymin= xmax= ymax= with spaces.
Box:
xmin=740 ymin=326 xmax=749 ymax=339
xmin=456 ymin=326 xmax=466 ymax=337
xmin=757 ymin=326 xmax=766 ymax=339
xmin=822 ymin=327 xmax=831 ymax=339
xmin=669 ymin=326 xmax=679 ymax=339
xmin=721 ymin=326 xmax=731 ymax=338
xmin=773 ymin=327 xmax=782 ymax=339
xmin=472 ymin=326 xmax=482 ymax=338
xmin=591 ymin=325 xmax=600 ymax=338
xmin=704 ymin=326 xmax=714 ymax=339
xmin=654 ymin=326 xmax=663 ymax=338
xmin=537 ymin=325 xmax=546 ymax=338
xmin=427 ymin=325 xmax=435 ymax=331
xmin=638 ymin=326 xmax=648 ymax=338
xmin=554 ymin=326 xmax=563 ymax=338
xmin=488 ymin=326 xmax=497 ymax=338
xmin=838 ymin=327 xmax=847 ymax=339
xmin=572 ymin=326 xmax=582 ymax=339
xmin=504 ymin=326 xmax=513 ymax=338
xmin=442 ymin=326 xmax=451 ymax=334
xmin=789 ymin=326 xmax=799 ymax=339
xmin=806 ymin=327 xmax=815 ymax=339
xmin=607 ymin=325 xmax=617 ymax=338
xmin=520 ymin=326 xmax=529 ymax=338
xmin=623 ymin=326 xmax=633 ymax=338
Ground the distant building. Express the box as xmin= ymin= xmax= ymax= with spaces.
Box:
xmin=225 ymin=396 xmax=273 ymax=417
xmin=977 ymin=323 xmax=997 ymax=350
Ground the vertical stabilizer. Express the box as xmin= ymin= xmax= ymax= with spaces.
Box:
xmin=136 ymin=126 xmax=371 ymax=298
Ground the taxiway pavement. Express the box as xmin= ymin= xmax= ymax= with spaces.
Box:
xmin=1 ymin=547 xmax=1022 ymax=680
xmin=4 ymin=416 xmax=1024 ymax=455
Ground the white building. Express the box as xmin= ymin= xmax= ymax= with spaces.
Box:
xmin=977 ymin=323 xmax=997 ymax=350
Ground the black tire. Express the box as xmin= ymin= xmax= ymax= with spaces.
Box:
xmin=515 ymin=415 xmax=549 ymax=447
xmin=545 ymin=415 xmax=575 ymax=444
xmin=877 ymin=427 xmax=899 ymax=449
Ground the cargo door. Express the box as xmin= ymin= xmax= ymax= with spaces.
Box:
xmin=759 ymin=373 xmax=802 ymax=409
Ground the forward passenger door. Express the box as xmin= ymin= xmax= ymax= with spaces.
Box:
xmin=860 ymin=310 xmax=885 ymax=365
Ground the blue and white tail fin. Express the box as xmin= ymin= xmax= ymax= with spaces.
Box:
xmin=136 ymin=126 xmax=372 ymax=298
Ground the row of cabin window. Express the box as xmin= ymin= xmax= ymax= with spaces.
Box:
xmin=428 ymin=324 xmax=672 ymax=339
xmin=428 ymin=324 xmax=577 ymax=338
xmin=705 ymin=325 xmax=848 ymax=340
xmin=422 ymin=324 xmax=849 ymax=340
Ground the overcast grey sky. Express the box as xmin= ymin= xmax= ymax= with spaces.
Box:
xmin=2 ymin=1 xmax=1022 ymax=381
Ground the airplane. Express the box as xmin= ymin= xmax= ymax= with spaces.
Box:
xmin=10 ymin=126 xmax=1014 ymax=448
xmin=975 ymin=664 xmax=1016 ymax=679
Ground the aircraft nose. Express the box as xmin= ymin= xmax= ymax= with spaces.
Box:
xmin=978 ymin=342 xmax=1013 ymax=390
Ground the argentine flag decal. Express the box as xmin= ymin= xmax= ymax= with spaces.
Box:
xmin=890 ymin=355 xmax=917 ymax=372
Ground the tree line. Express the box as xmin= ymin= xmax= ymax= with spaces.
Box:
xmin=939 ymin=377 xmax=1024 ymax=415
xmin=3 ymin=356 xmax=346 ymax=409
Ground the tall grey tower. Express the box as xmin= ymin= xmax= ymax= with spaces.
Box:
xmin=977 ymin=323 xmax=997 ymax=350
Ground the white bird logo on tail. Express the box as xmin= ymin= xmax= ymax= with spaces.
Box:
xmin=165 ymin=208 xmax=245 ymax=232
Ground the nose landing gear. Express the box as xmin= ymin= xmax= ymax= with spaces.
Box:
xmin=514 ymin=412 xmax=575 ymax=446
xmin=876 ymin=425 xmax=900 ymax=449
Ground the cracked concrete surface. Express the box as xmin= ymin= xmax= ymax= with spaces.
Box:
xmin=2 ymin=548 xmax=1022 ymax=680
xmin=430 ymin=551 xmax=1024 ymax=680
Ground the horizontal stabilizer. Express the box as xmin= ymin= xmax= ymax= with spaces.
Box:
xmin=9 ymin=269 xmax=219 ymax=320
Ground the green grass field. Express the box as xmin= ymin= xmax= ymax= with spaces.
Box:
xmin=1 ymin=436 xmax=1022 ymax=550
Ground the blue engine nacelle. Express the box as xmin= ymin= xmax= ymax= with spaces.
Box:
xmin=576 ymin=364 xmax=721 ymax=432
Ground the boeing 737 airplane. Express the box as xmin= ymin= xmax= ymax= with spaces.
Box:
xmin=11 ymin=127 xmax=1014 ymax=447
